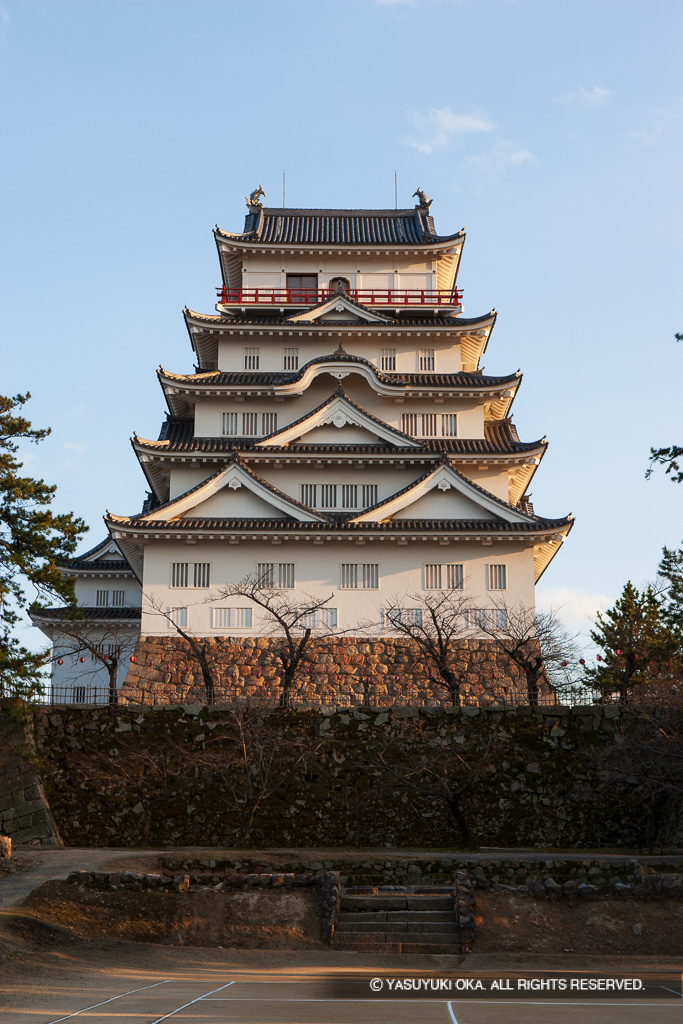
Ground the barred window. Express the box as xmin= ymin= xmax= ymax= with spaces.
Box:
xmin=96 ymin=590 xmax=109 ymax=607
xmin=301 ymin=483 xmax=316 ymax=506
xmin=283 ymin=348 xmax=299 ymax=370
xmin=171 ymin=563 xmax=210 ymax=588
xmin=419 ymin=348 xmax=435 ymax=371
xmin=212 ymin=607 xmax=252 ymax=629
xmin=320 ymin=484 xmax=337 ymax=509
xmin=487 ymin=564 xmax=507 ymax=591
xmin=465 ymin=608 xmax=508 ymax=630
xmin=382 ymin=607 xmax=423 ymax=628
xmin=244 ymin=347 xmax=259 ymax=370
xmin=111 ymin=590 xmax=125 ymax=607
xmin=341 ymin=484 xmax=357 ymax=509
xmin=257 ymin=563 xmax=295 ymax=589
xmin=441 ymin=414 xmax=458 ymax=437
xmin=380 ymin=348 xmax=396 ymax=371
xmin=167 ymin=607 xmax=188 ymax=628
xmin=421 ymin=413 xmax=437 ymax=437
xmin=299 ymin=607 xmax=338 ymax=629
xmin=425 ymin=563 xmax=464 ymax=590
xmin=341 ymin=563 xmax=378 ymax=589
xmin=222 ymin=412 xmax=238 ymax=435
xmin=401 ymin=413 xmax=418 ymax=435
xmin=362 ymin=483 xmax=378 ymax=507
xmin=242 ymin=412 xmax=258 ymax=435
xmin=261 ymin=412 xmax=278 ymax=434
xmin=72 ymin=685 xmax=86 ymax=704
xmin=106 ymin=643 xmax=121 ymax=658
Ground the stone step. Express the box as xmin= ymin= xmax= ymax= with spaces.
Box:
xmin=336 ymin=920 xmax=456 ymax=935
xmin=340 ymin=910 xmax=457 ymax=924
xmin=333 ymin=929 xmax=458 ymax=945
xmin=340 ymin=895 xmax=453 ymax=912
xmin=332 ymin=937 xmax=461 ymax=955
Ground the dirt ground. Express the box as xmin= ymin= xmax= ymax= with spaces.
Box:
xmin=473 ymin=891 xmax=683 ymax=955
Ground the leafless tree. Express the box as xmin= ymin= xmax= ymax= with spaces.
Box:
xmin=380 ymin=590 xmax=474 ymax=706
xmin=144 ymin=596 xmax=217 ymax=705
xmin=219 ymin=575 xmax=335 ymax=706
xmin=374 ymin=716 xmax=500 ymax=847
xmin=475 ymin=603 xmax=581 ymax=705
xmin=192 ymin=702 xmax=321 ymax=845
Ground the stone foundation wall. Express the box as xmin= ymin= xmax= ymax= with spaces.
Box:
xmin=120 ymin=635 xmax=539 ymax=705
xmin=0 ymin=701 xmax=62 ymax=846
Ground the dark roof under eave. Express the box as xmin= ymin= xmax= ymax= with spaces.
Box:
xmin=144 ymin=416 xmax=542 ymax=457
xmin=186 ymin=311 xmax=490 ymax=329
xmin=31 ymin=606 xmax=141 ymax=622
xmin=114 ymin=517 xmax=570 ymax=534
xmin=66 ymin=558 xmax=133 ymax=572
xmin=219 ymin=207 xmax=463 ymax=247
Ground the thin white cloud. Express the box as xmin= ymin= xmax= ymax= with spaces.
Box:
xmin=63 ymin=441 xmax=87 ymax=456
xmin=535 ymin=587 xmax=613 ymax=637
xmin=629 ymin=109 xmax=668 ymax=147
xmin=405 ymin=107 xmax=495 ymax=155
xmin=564 ymin=85 xmax=610 ymax=106
xmin=465 ymin=140 xmax=535 ymax=175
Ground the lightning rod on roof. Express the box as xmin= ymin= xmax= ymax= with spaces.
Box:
xmin=283 ymin=170 xmax=286 ymax=208
xmin=395 ymin=171 xmax=398 ymax=210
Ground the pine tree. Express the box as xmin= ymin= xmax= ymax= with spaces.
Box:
xmin=658 ymin=546 xmax=683 ymax=642
xmin=0 ymin=393 xmax=87 ymax=697
xmin=586 ymin=582 xmax=675 ymax=703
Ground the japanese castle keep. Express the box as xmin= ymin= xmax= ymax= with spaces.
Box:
xmin=99 ymin=188 xmax=572 ymax=704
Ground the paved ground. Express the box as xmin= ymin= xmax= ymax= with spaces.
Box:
xmin=0 ymin=944 xmax=681 ymax=1024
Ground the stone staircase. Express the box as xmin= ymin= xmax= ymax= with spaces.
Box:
xmin=332 ymin=885 xmax=464 ymax=954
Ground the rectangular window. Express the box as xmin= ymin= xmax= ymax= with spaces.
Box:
xmin=111 ymin=590 xmax=125 ymax=607
xmin=106 ymin=643 xmax=121 ymax=658
xmin=465 ymin=608 xmax=508 ymax=630
xmin=193 ymin=563 xmax=210 ymax=588
xmin=96 ymin=590 xmax=109 ymax=607
xmin=72 ymin=685 xmax=86 ymax=704
xmin=441 ymin=414 xmax=458 ymax=437
xmin=341 ymin=564 xmax=378 ymax=589
xmin=362 ymin=483 xmax=378 ymax=507
xmin=261 ymin=412 xmax=277 ymax=435
xmin=257 ymin=562 xmax=295 ymax=589
xmin=487 ymin=564 xmax=507 ymax=591
xmin=421 ymin=413 xmax=437 ymax=437
xmin=401 ymin=413 xmax=418 ymax=435
xmin=167 ymin=607 xmax=188 ymax=628
xmin=320 ymin=484 xmax=337 ymax=509
xmin=212 ymin=607 xmax=253 ymax=629
xmin=244 ymin=347 xmax=260 ymax=370
xmin=419 ymin=349 xmax=435 ymax=371
xmin=299 ymin=607 xmax=338 ymax=629
xmin=380 ymin=348 xmax=396 ymax=371
xmin=286 ymin=274 xmax=318 ymax=300
xmin=301 ymin=483 xmax=316 ymax=507
xmin=425 ymin=564 xmax=464 ymax=590
xmin=283 ymin=348 xmax=299 ymax=370
xmin=382 ymin=607 xmax=423 ymax=628
xmin=341 ymin=484 xmax=357 ymax=509
xmin=242 ymin=412 xmax=258 ymax=435
xmin=171 ymin=563 xmax=209 ymax=588
xmin=171 ymin=563 xmax=189 ymax=588
xmin=222 ymin=412 xmax=238 ymax=435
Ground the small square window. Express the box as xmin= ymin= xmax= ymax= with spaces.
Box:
xmin=419 ymin=349 xmax=435 ymax=372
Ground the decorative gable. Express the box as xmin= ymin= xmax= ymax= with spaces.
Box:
xmin=286 ymin=294 xmax=392 ymax=324
xmin=256 ymin=393 xmax=420 ymax=449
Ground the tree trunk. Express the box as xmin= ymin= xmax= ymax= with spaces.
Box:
xmin=447 ymin=796 xmax=472 ymax=847
xmin=108 ymin=666 xmax=118 ymax=706
xmin=525 ymin=669 xmax=540 ymax=706
xmin=442 ymin=670 xmax=461 ymax=707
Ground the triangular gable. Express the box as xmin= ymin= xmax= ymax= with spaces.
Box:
xmin=135 ymin=463 xmax=326 ymax=523
xmin=255 ymin=394 xmax=420 ymax=449
xmin=286 ymin=294 xmax=392 ymax=324
xmin=350 ymin=463 xmax=533 ymax=524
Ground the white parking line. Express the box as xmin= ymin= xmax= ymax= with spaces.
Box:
xmin=149 ymin=981 xmax=235 ymax=1023
xmin=45 ymin=980 xmax=173 ymax=1023
xmin=447 ymin=1003 xmax=459 ymax=1023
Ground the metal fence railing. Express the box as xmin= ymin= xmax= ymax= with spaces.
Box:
xmin=40 ymin=683 xmax=612 ymax=710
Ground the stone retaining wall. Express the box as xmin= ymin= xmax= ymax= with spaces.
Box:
xmin=0 ymin=702 xmax=62 ymax=846
xmin=120 ymin=635 xmax=542 ymax=705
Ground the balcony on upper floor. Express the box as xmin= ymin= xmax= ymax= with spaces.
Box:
xmin=215 ymin=285 xmax=463 ymax=311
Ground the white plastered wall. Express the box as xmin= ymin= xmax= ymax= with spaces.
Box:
xmin=140 ymin=537 xmax=536 ymax=636
xmin=216 ymin=336 xmax=463 ymax=374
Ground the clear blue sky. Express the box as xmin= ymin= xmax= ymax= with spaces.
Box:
xmin=2 ymin=0 xmax=681 ymax=648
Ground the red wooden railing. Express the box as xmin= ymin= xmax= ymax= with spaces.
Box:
xmin=215 ymin=287 xmax=463 ymax=307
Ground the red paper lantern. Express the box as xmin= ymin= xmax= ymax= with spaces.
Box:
xmin=616 ymin=649 xmax=622 ymax=656
xmin=79 ymin=656 xmax=85 ymax=663
xmin=57 ymin=658 xmax=63 ymax=665
xmin=130 ymin=656 xmax=136 ymax=663
xmin=597 ymin=655 xmax=602 ymax=661
xmin=164 ymin=664 xmax=170 ymax=671
xmin=579 ymin=658 xmax=585 ymax=665
xmin=561 ymin=661 xmax=567 ymax=667
xmin=394 ymin=675 xmax=399 ymax=682
xmin=148 ymin=660 xmax=152 ymax=667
